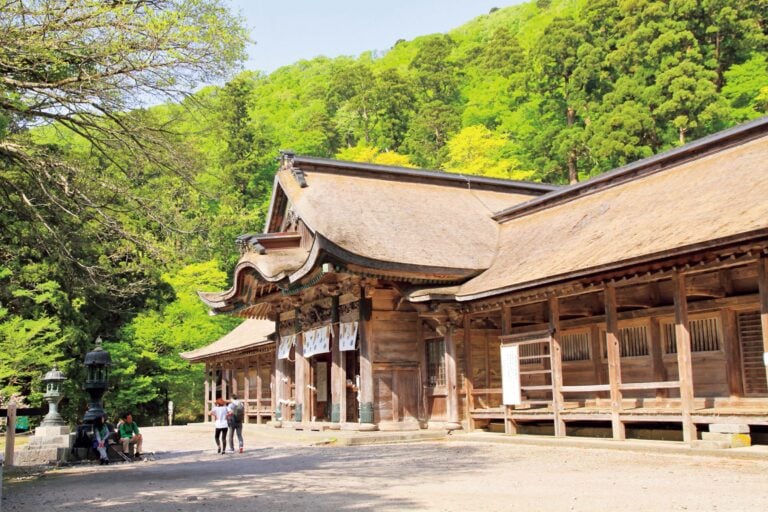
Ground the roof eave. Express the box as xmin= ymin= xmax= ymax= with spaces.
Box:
xmin=453 ymin=228 xmax=768 ymax=303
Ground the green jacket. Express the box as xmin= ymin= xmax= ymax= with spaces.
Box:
xmin=119 ymin=421 xmax=140 ymax=439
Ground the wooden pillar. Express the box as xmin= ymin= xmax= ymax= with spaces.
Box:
xmin=444 ymin=322 xmax=461 ymax=430
xmin=232 ymin=361 xmax=239 ymax=398
xmin=221 ymin=366 xmax=228 ymax=401
xmin=463 ymin=314 xmax=475 ymax=432
xmin=204 ymin=363 xmax=210 ymax=422
xmin=759 ymin=257 xmax=768 ymax=388
xmin=549 ymin=296 xmax=566 ymax=437
xmin=605 ymin=285 xmax=626 ymax=440
xmin=589 ymin=324 xmax=605 ymax=398
xmin=417 ymin=315 xmax=428 ymax=424
xmin=648 ymin=318 xmax=668 ymax=400
xmin=244 ymin=359 xmax=252 ymax=424
xmin=295 ymin=331 xmax=308 ymax=423
xmin=4 ymin=401 xmax=16 ymax=467
xmin=358 ymin=287 xmax=375 ymax=425
xmin=331 ymin=295 xmax=344 ymax=423
xmin=721 ymin=308 xmax=743 ymax=399
xmin=673 ymin=272 xmax=696 ymax=443
xmin=274 ymin=319 xmax=286 ymax=421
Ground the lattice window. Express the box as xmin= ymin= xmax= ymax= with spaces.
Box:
xmin=663 ymin=316 xmax=722 ymax=354
xmin=519 ymin=342 xmax=546 ymax=366
xmin=737 ymin=311 xmax=768 ymax=396
xmin=426 ymin=339 xmax=446 ymax=387
xmin=602 ymin=325 xmax=650 ymax=358
xmin=561 ymin=331 xmax=591 ymax=361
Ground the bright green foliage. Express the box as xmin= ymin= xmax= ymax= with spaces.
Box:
xmin=336 ymin=145 xmax=416 ymax=167
xmin=445 ymin=125 xmax=532 ymax=180
xmin=105 ymin=261 xmax=239 ymax=424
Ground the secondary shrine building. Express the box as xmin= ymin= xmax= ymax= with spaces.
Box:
xmin=186 ymin=118 xmax=768 ymax=443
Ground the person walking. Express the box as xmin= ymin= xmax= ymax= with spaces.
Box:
xmin=209 ymin=397 xmax=229 ymax=454
xmin=227 ymin=393 xmax=245 ymax=453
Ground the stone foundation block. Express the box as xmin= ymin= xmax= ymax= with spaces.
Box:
xmin=701 ymin=432 xmax=751 ymax=448
xmin=708 ymin=423 xmax=750 ymax=434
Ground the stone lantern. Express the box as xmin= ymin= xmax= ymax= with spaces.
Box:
xmin=40 ymin=366 xmax=67 ymax=427
xmin=83 ymin=336 xmax=112 ymax=424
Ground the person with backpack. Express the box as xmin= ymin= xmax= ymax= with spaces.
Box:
xmin=227 ymin=393 xmax=245 ymax=453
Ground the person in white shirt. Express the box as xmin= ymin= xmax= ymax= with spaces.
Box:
xmin=208 ymin=397 xmax=229 ymax=454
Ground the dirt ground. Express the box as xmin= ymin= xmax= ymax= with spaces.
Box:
xmin=3 ymin=425 xmax=768 ymax=511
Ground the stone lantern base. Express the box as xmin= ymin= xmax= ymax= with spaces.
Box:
xmin=15 ymin=425 xmax=74 ymax=466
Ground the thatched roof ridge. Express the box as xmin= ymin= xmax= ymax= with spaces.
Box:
xmin=286 ymin=154 xmax=560 ymax=195
xmin=275 ymin=160 xmax=551 ymax=274
xmin=493 ymin=116 xmax=768 ymax=223
xmin=447 ymin=129 xmax=768 ymax=301
xmin=180 ymin=319 xmax=275 ymax=362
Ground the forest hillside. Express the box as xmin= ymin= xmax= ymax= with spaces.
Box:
xmin=1 ymin=0 xmax=766 ymax=424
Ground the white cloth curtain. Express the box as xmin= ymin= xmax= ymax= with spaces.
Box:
xmin=278 ymin=334 xmax=295 ymax=360
xmin=303 ymin=325 xmax=331 ymax=357
xmin=339 ymin=321 xmax=358 ymax=351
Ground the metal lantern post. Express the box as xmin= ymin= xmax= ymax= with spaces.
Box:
xmin=83 ymin=336 xmax=112 ymax=424
xmin=40 ymin=367 xmax=67 ymax=427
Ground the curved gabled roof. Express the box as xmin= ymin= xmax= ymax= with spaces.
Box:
xmin=414 ymin=119 xmax=768 ymax=302
xmin=276 ymin=156 xmax=556 ymax=274
xmin=180 ymin=319 xmax=275 ymax=362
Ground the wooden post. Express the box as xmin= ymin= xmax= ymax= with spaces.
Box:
xmin=605 ymin=285 xmax=626 ymax=440
xmin=358 ymin=287 xmax=375 ymax=425
xmin=463 ymin=314 xmax=474 ymax=432
xmin=244 ymin=359 xmax=251 ymax=424
xmin=759 ymin=257 xmax=768 ymax=388
xmin=295 ymin=332 xmax=308 ymax=423
xmin=673 ymin=272 xmax=696 ymax=443
xmin=416 ymin=316 xmax=428 ymax=424
xmin=331 ymin=295 xmax=343 ymax=423
xmin=549 ymin=296 xmax=566 ymax=437
xmin=232 ymin=362 xmax=239 ymax=398
xmin=721 ymin=308 xmax=743 ymax=399
xmin=444 ymin=322 xmax=461 ymax=429
xmin=589 ymin=324 xmax=605 ymax=398
xmin=204 ymin=364 xmax=210 ymax=422
xmin=648 ymin=318 xmax=668 ymax=400
xmin=274 ymin=318 xmax=285 ymax=421
xmin=221 ymin=366 xmax=228 ymax=401
xmin=4 ymin=401 xmax=16 ymax=467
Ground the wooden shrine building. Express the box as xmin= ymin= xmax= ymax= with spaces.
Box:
xmin=192 ymin=117 xmax=768 ymax=443
xmin=180 ymin=319 xmax=276 ymax=423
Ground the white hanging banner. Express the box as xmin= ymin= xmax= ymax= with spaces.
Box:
xmin=303 ymin=325 xmax=331 ymax=358
xmin=278 ymin=334 xmax=295 ymax=360
xmin=339 ymin=321 xmax=359 ymax=352
xmin=501 ymin=344 xmax=522 ymax=406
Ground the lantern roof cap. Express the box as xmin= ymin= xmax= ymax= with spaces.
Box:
xmin=43 ymin=366 xmax=66 ymax=382
xmin=84 ymin=337 xmax=112 ymax=366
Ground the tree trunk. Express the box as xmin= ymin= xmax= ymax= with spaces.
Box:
xmin=567 ymin=151 xmax=578 ymax=184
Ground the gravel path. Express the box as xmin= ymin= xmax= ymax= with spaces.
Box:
xmin=3 ymin=426 xmax=768 ymax=511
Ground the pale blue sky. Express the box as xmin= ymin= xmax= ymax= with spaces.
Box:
xmin=226 ymin=1 xmax=523 ymax=73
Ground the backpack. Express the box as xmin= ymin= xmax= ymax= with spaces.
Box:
xmin=232 ymin=400 xmax=245 ymax=424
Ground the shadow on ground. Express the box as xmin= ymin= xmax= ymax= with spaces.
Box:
xmin=3 ymin=442 xmax=498 ymax=511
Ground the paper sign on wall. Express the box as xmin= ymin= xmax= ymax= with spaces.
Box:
xmin=303 ymin=325 xmax=331 ymax=357
xmin=339 ymin=321 xmax=359 ymax=351
xmin=278 ymin=334 xmax=295 ymax=360
xmin=501 ymin=344 xmax=522 ymax=406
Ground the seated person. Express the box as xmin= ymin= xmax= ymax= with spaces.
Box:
xmin=118 ymin=411 xmax=143 ymax=458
